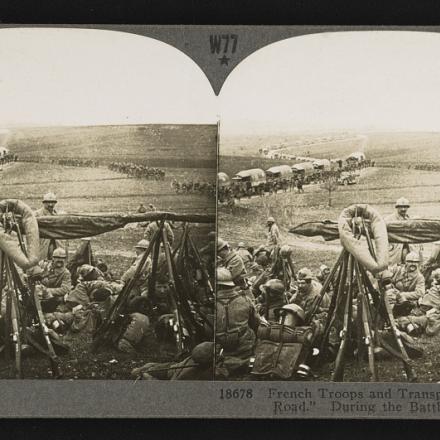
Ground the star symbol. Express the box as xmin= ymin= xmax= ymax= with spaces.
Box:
xmin=219 ymin=55 xmax=230 ymax=66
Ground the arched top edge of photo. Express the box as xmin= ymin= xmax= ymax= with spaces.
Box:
xmin=0 ymin=27 xmax=218 ymax=128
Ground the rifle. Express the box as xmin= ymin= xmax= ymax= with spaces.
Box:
xmin=92 ymin=227 xmax=161 ymax=351
xmin=161 ymin=225 xmax=187 ymax=356
xmin=332 ymin=254 xmax=354 ymax=382
xmin=354 ymin=260 xmax=377 ymax=381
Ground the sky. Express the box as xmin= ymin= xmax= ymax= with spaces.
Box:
xmin=2 ymin=29 xmax=440 ymax=135
xmin=0 ymin=28 xmax=217 ymax=127
xmin=219 ymin=31 xmax=440 ymax=136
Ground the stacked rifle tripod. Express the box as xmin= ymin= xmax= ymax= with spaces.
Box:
xmin=92 ymin=220 xmax=214 ymax=358
xmin=308 ymin=213 xmax=417 ymax=382
xmin=0 ymin=209 xmax=61 ymax=378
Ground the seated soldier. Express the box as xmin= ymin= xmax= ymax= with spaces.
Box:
xmin=255 ymin=279 xmax=286 ymax=322
xmin=236 ymin=242 xmax=253 ymax=268
xmin=217 ymin=238 xmax=247 ymax=288
xmin=395 ymin=268 xmax=440 ymax=336
xmin=143 ymin=220 xmax=174 ymax=246
xmin=38 ymin=247 xmax=72 ymax=305
xmin=66 ymin=264 xmax=121 ymax=309
xmin=316 ymin=264 xmax=334 ymax=298
xmin=388 ymin=251 xmax=425 ymax=317
xmin=215 ymin=267 xmax=259 ymax=378
xmin=120 ymin=239 xmax=152 ymax=299
xmin=290 ymin=268 xmax=329 ymax=319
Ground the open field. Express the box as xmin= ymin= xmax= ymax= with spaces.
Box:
xmin=219 ymin=134 xmax=440 ymax=382
xmin=0 ymin=124 xmax=216 ymax=379
xmin=8 ymin=124 xmax=217 ymax=168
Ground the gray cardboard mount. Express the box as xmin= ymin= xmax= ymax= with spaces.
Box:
xmin=2 ymin=25 xmax=440 ymax=418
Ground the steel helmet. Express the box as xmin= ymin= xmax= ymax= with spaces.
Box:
xmin=52 ymin=248 xmax=67 ymax=259
xmin=237 ymin=242 xmax=246 ymax=248
xmin=217 ymin=238 xmax=229 ymax=251
xmin=191 ymin=342 xmax=215 ymax=366
xmin=216 ymin=267 xmax=235 ymax=286
xmin=395 ymin=197 xmax=410 ymax=208
xmin=405 ymin=252 xmax=420 ymax=263
xmin=42 ymin=192 xmax=57 ymax=203
xmin=135 ymin=239 xmax=150 ymax=249
xmin=280 ymin=244 xmax=292 ymax=259
xmin=279 ymin=303 xmax=306 ymax=323
xmin=298 ymin=268 xmax=313 ymax=280
xmin=267 ymin=216 xmax=276 ymax=223
xmin=262 ymin=279 xmax=285 ymax=296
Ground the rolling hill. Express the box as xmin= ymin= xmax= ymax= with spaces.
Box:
xmin=7 ymin=124 xmax=218 ymax=168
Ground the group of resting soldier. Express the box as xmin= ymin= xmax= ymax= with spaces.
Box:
xmin=1 ymin=192 xmax=211 ymax=361
xmin=214 ymin=198 xmax=440 ymax=379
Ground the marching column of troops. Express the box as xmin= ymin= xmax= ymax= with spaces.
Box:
xmin=216 ymin=198 xmax=440 ymax=379
xmin=109 ymin=161 xmax=166 ymax=180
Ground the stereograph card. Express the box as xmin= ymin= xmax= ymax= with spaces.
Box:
xmin=1 ymin=24 xmax=440 ymax=419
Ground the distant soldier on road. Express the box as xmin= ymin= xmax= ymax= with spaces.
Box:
xmin=266 ymin=216 xmax=281 ymax=250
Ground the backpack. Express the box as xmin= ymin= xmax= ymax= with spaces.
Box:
xmin=251 ymin=322 xmax=315 ymax=379
xmin=216 ymin=293 xmax=247 ymax=351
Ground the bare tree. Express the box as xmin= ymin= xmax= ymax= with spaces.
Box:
xmin=321 ymin=174 xmax=338 ymax=207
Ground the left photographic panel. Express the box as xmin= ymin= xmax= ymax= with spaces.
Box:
xmin=0 ymin=28 xmax=217 ymax=380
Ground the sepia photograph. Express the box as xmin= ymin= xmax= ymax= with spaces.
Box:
xmin=0 ymin=27 xmax=216 ymax=380
xmin=216 ymin=30 xmax=440 ymax=383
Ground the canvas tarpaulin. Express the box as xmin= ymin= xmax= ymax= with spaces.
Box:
xmin=33 ymin=212 xmax=215 ymax=240
xmin=290 ymin=219 xmax=440 ymax=244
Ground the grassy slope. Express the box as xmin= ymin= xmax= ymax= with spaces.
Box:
xmin=8 ymin=124 xmax=217 ymax=167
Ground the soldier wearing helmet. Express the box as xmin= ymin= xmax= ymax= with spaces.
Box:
xmin=271 ymin=244 xmax=296 ymax=288
xmin=266 ymin=216 xmax=281 ymax=250
xmin=66 ymin=263 xmax=119 ymax=308
xmin=387 ymin=251 xmax=425 ymax=315
xmin=256 ymin=279 xmax=287 ymax=322
xmin=216 ymin=267 xmax=258 ymax=376
xmin=385 ymin=197 xmax=422 ymax=265
xmin=417 ymin=268 xmax=440 ymax=312
xmin=37 ymin=247 xmax=72 ymax=303
xmin=143 ymin=219 xmax=174 ymax=246
xmin=34 ymin=192 xmax=65 ymax=260
xmin=120 ymin=239 xmax=152 ymax=298
xmin=217 ymin=238 xmax=247 ymax=288
xmin=290 ymin=267 xmax=329 ymax=318
xmin=235 ymin=241 xmax=253 ymax=267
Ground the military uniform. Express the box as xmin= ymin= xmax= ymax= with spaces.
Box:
xmin=121 ymin=256 xmax=152 ymax=298
xmin=34 ymin=206 xmax=64 ymax=260
xmin=266 ymin=223 xmax=281 ymax=249
xmin=66 ymin=279 xmax=116 ymax=308
xmin=221 ymin=249 xmax=247 ymax=287
xmin=143 ymin=221 xmax=174 ymax=245
xmin=390 ymin=264 xmax=425 ymax=303
xmin=290 ymin=279 xmax=329 ymax=317
xmin=216 ymin=285 xmax=258 ymax=375
xmin=385 ymin=212 xmax=421 ymax=265
xmin=41 ymin=263 xmax=72 ymax=299
xmin=236 ymin=247 xmax=253 ymax=267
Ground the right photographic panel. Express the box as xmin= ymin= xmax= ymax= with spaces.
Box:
xmin=216 ymin=31 xmax=440 ymax=382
